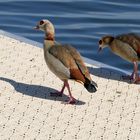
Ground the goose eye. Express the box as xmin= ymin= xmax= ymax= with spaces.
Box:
xmin=99 ymin=40 xmax=102 ymax=45
xmin=40 ymin=20 xmax=44 ymax=25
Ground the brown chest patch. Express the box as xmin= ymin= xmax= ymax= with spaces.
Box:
xmin=45 ymin=34 xmax=54 ymax=41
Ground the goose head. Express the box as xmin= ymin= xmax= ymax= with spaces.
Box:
xmin=98 ymin=35 xmax=114 ymax=52
xmin=34 ymin=19 xmax=55 ymax=38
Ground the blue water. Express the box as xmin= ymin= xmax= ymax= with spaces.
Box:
xmin=0 ymin=0 xmax=140 ymax=71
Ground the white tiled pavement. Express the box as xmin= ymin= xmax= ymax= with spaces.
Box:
xmin=0 ymin=33 xmax=140 ymax=140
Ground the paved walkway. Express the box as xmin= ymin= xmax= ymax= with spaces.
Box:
xmin=0 ymin=32 xmax=140 ymax=140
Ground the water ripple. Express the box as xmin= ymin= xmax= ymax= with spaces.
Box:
xmin=0 ymin=0 xmax=140 ymax=71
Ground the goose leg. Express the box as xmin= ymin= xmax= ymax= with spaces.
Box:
xmin=122 ymin=72 xmax=134 ymax=80
xmin=64 ymin=80 xmax=76 ymax=104
xmin=50 ymin=82 xmax=65 ymax=97
xmin=122 ymin=62 xmax=140 ymax=83
xmin=132 ymin=62 xmax=140 ymax=83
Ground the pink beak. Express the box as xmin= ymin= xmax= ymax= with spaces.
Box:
xmin=98 ymin=47 xmax=102 ymax=53
xmin=33 ymin=25 xmax=39 ymax=30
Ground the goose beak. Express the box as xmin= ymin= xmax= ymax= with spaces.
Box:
xmin=33 ymin=25 xmax=39 ymax=30
xmin=98 ymin=47 xmax=102 ymax=53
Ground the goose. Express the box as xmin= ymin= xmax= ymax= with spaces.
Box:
xmin=98 ymin=33 xmax=140 ymax=83
xmin=34 ymin=19 xmax=97 ymax=104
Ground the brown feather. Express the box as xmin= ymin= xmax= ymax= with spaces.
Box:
xmin=64 ymin=45 xmax=92 ymax=81
xmin=70 ymin=68 xmax=85 ymax=83
xmin=45 ymin=33 xmax=54 ymax=41
xmin=116 ymin=33 xmax=140 ymax=57
xmin=49 ymin=44 xmax=92 ymax=82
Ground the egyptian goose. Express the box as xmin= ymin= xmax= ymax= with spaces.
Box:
xmin=34 ymin=19 xmax=97 ymax=104
xmin=98 ymin=33 xmax=140 ymax=83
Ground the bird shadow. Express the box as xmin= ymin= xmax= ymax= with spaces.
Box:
xmin=88 ymin=66 xmax=132 ymax=84
xmin=0 ymin=77 xmax=85 ymax=105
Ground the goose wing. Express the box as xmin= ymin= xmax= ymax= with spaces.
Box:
xmin=116 ymin=33 xmax=140 ymax=57
xmin=49 ymin=44 xmax=91 ymax=83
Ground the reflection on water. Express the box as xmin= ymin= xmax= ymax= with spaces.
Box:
xmin=0 ymin=0 xmax=140 ymax=71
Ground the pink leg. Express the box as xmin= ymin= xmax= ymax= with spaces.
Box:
xmin=132 ymin=62 xmax=140 ymax=83
xmin=64 ymin=80 xmax=76 ymax=104
xmin=122 ymin=62 xmax=140 ymax=83
xmin=50 ymin=82 xmax=65 ymax=97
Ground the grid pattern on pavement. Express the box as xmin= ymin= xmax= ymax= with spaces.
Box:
xmin=0 ymin=35 xmax=140 ymax=140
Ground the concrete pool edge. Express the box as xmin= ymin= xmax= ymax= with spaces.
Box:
xmin=0 ymin=29 xmax=130 ymax=75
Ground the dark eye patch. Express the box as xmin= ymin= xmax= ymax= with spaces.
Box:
xmin=40 ymin=20 xmax=44 ymax=25
xmin=99 ymin=40 xmax=102 ymax=45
